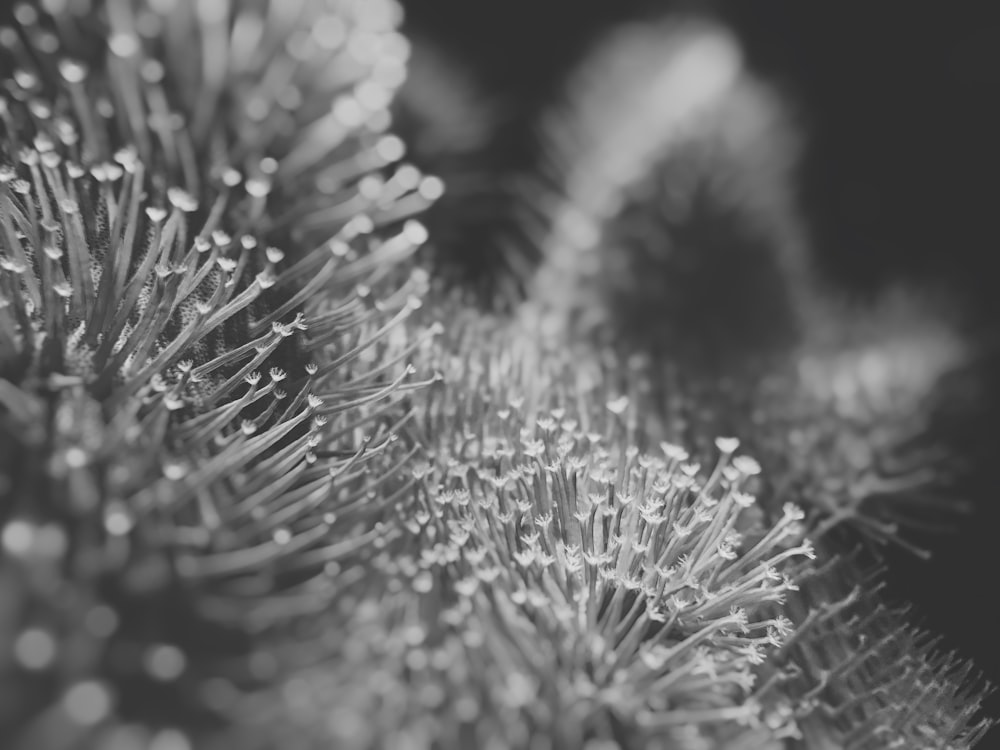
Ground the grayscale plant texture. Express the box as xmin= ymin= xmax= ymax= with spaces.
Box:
xmin=0 ymin=2 xmax=994 ymax=749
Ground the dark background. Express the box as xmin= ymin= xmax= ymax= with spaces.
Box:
xmin=400 ymin=0 xmax=997 ymax=302
xmin=400 ymin=0 xmax=1000 ymax=741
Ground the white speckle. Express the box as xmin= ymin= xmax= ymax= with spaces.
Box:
xmin=412 ymin=571 xmax=433 ymax=593
xmin=63 ymin=681 xmax=112 ymax=726
xmin=108 ymin=33 xmax=140 ymax=58
xmin=332 ymin=96 xmax=365 ymax=127
xmin=104 ymin=505 xmax=134 ymax=536
xmin=272 ymin=528 xmax=292 ymax=545
xmin=715 ymin=436 xmax=740 ymax=454
xmin=58 ymin=60 xmax=88 ymax=84
xmin=149 ymin=729 xmax=192 ymax=750
xmin=2 ymin=520 xmax=34 ymax=556
xmin=14 ymin=628 xmax=57 ymax=670
xmin=144 ymin=644 xmax=187 ymax=681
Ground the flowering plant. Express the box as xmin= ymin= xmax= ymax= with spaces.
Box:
xmin=0 ymin=2 xmax=992 ymax=748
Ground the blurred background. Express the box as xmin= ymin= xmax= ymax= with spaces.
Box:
xmin=400 ymin=0 xmax=997 ymax=301
xmin=399 ymin=0 xmax=1000 ymax=738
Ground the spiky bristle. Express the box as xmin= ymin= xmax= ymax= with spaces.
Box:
xmin=1 ymin=2 xmax=994 ymax=749
xmin=1 ymin=0 xmax=442 ymax=744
